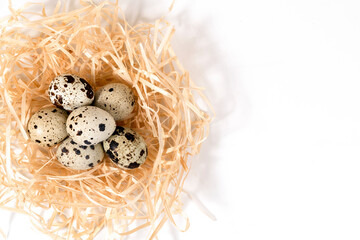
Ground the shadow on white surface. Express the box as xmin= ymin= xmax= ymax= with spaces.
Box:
xmin=169 ymin=10 xmax=243 ymax=194
xmin=164 ymin=6 xmax=250 ymax=239
xmin=6 ymin=212 xmax=15 ymax=238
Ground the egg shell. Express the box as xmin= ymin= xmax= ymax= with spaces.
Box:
xmin=94 ymin=83 xmax=135 ymax=121
xmin=103 ymin=126 xmax=147 ymax=169
xmin=66 ymin=106 xmax=116 ymax=145
xmin=56 ymin=138 xmax=104 ymax=170
xmin=27 ymin=107 xmax=68 ymax=147
xmin=48 ymin=74 xmax=94 ymax=111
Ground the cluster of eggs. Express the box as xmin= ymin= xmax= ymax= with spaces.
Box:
xmin=27 ymin=74 xmax=147 ymax=170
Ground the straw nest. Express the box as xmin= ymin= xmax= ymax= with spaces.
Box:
xmin=0 ymin=0 xmax=212 ymax=239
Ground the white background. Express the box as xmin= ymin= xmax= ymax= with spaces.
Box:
xmin=1 ymin=0 xmax=360 ymax=239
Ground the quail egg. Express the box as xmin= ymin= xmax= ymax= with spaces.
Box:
xmin=56 ymin=138 xmax=104 ymax=170
xmin=27 ymin=107 xmax=68 ymax=147
xmin=48 ymin=74 xmax=94 ymax=111
xmin=94 ymin=83 xmax=135 ymax=121
xmin=66 ymin=106 xmax=116 ymax=145
xmin=103 ymin=126 xmax=147 ymax=169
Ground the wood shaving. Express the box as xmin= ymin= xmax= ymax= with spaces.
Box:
xmin=0 ymin=0 xmax=212 ymax=239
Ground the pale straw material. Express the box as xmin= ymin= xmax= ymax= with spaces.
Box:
xmin=0 ymin=0 xmax=213 ymax=239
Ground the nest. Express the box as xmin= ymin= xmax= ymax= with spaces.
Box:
xmin=0 ymin=0 xmax=212 ymax=239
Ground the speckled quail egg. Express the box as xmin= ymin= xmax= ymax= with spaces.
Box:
xmin=94 ymin=83 xmax=135 ymax=121
xmin=66 ymin=106 xmax=116 ymax=145
xmin=27 ymin=107 xmax=68 ymax=147
xmin=56 ymin=138 xmax=104 ymax=170
xmin=103 ymin=126 xmax=147 ymax=169
xmin=48 ymin=74 xmax=94 ymax=111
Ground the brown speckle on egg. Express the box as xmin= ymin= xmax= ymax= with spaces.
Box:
xmin=57 ymin=95 xmax=63 ymax=104
xmin=127 ymin=162 xmax=140 ymax=169
xmin=110 ymin=140 xmax=119 ymax=150
xmin=65 ymin=75 xmax=75 ymax=83
xmin=125 ymin=133 xmax=135 ymax=142
xmin=73 ymin=148 xmax=81 ymax=155
xmin=99 ymin=124 xmax=106 ymax=131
